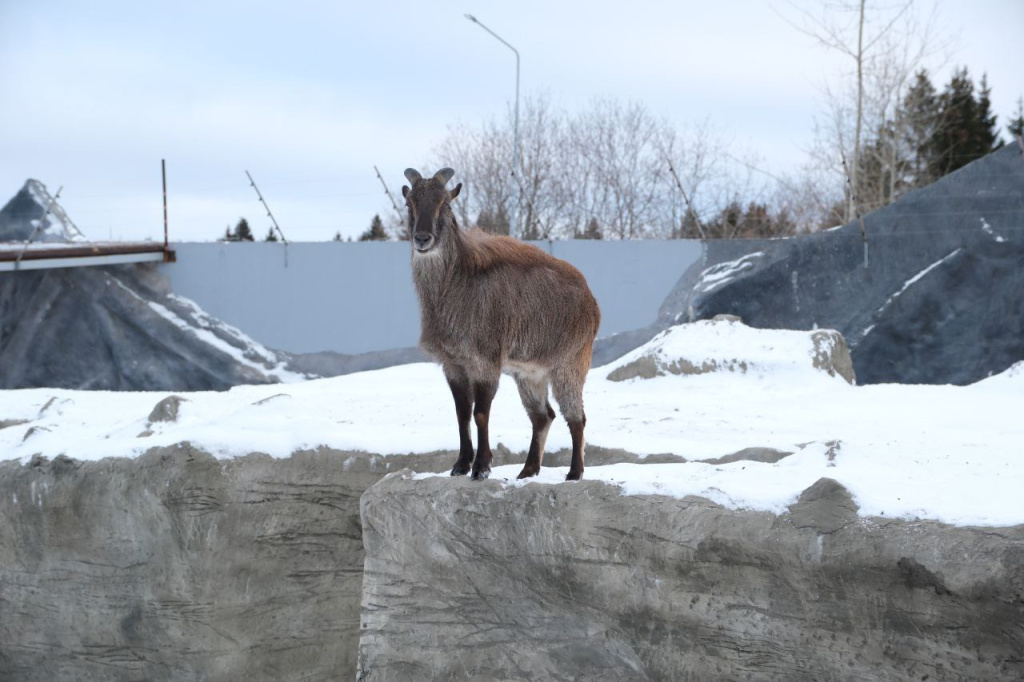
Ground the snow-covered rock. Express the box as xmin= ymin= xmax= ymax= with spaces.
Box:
xmin=605 ymin=315 xmax=855 ymax=384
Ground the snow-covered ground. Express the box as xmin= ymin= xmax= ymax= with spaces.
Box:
xmin=1 ymin=320 xmax=1021 ymax=527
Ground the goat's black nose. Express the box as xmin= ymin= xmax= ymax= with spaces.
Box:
xmin=414 ymin=233 xmax=433 ymax=249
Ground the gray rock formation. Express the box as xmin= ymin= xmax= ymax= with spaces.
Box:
xmin=0 ymin=264 xmax=296 ymax=390
xmin=0 ymin=442 xmax=687 ymax=681
xmin=359 ymin=472 xmax=1024 ymax=681
xmin=660 ymin=145 xmax=1024 ymax=385
xmin=0 ymin=179 xmax=85 ymax=243
xmin=0 ymin=446 xmax=419 ymax=681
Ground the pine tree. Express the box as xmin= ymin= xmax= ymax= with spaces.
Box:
xmin=1008 ymin=97 xmax=1024 ymax=140
xmin=223 ymin=226 xmax=233 ymax=242
xmin=930 ymin=67 xmax=1001 ymax=177
xmin=707 ymin=200 xmax=743 ymax=239
xmin=234 ymin=218 xmax=254 ymax=242
xmin=476 ymin=209 xmax=494 ymax=233
xmin=476 ymin=206 xmax=511 ymax=235
xmin=520 ymin=220 xmax=541 ymax=241
xmin=264 ymin=227 xmax=278 ymax=242
xmin=333 ymin=231 xmax=343 ymax=242
xmin=358 ymin=214 xmax=388 ymax=241
xmin=576 ymin=217 xmax=603 ymax=240
xmin=897 ymin=70 xmax=943 ymax=190
xmin=677 ymin=207 xmax=701 ymax=239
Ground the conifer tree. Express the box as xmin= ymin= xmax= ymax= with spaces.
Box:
xmin=264 ymin=227 xmax=278 ymax=242
xmin=475 ymin=206 xmax=511 ymax=235
xmin=476 ymin=209 xmax=495 ymax=233
xmin=898 ymin=70 xmax=943 ymax=189
xmin=333 ymin=231 xmax=343 ymax=242
xmin=1008 ymin=97 xmax=1024 ymax=140
xmin=233 ymin=218 xmax=254 ymax=242
xmin=577 ymin=217 xmax=603 ymax=240
xmin=931 ymin=68 xmax=1001 ymax=177
xmin=358 ymin=214 xmax=388 ymax=241
xmin=493 ymin=204 xmax=511 ymax=236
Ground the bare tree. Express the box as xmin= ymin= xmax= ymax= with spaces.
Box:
xmin=783 ymin=0 xmax=950 ymax=221
xmin=432 ymin=95 xmax=789 ymax=240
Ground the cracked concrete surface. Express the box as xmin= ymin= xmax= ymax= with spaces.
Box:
xmin=358 ymin=472 xmax=1024 ymax=681
xmin=3 ymin=446 xmax=1022 ymax=681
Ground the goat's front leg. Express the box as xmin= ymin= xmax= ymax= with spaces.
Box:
xmin=471 ymin=379 xmax=499 ymax=480
xmin=445 ymin=367 xmax=474 ymax=476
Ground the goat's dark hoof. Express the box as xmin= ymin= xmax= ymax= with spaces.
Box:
xmin=516 ymin=467 xmax=539 ymax=480
xmin=565 ymin=469 xmax=583 ymax=481
xmin=450 ymin=464 xmax=471 ymax=476
xmin=471 ymin=468 xmax=491 ymax=480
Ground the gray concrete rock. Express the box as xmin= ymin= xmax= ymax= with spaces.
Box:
xmin=358 ymin=472 xmax=1024 ymax=681
xmin=147 ymin=395 xmax=187 ymax=423
xmin=0 ymin=446 xmax=447 ymax=681
xmin=0 ymin=443 xmax=684 ymax=681
xmin=810 ymin=329 xmax=856 ymax=384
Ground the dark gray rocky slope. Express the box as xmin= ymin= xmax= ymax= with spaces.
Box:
xmin=0 ymin=264 xmax=289 ymax=390
xmin=359 ymin=472 xmax=1024 ymax=681
xmin=662 ymin=144 xmax=1024 ymax=385
xmin=0 ymin=179 xmax=83 ymax=243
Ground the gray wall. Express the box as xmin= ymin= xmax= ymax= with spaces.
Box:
xmin=160 ymin=240 xmax=702 ymax=355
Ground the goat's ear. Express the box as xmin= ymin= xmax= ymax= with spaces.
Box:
xmin=401 ymin=185 xmax=410 ymax=198
xmin=450 ymin=183 xmax=462 ymax=200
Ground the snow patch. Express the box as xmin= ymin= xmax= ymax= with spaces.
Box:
xmin=109 ymin=275 xmax=307 ymax=384
xmin=694 ymin=252 xmax=763 ymax=294
xmin=980 ymin=217 xmax=1006 ymax=242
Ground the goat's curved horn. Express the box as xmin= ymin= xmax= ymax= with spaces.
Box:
xmin=434 ymin=168 xmax=455 ymax=186
xmin=404 ymin=168 xmax=423 ymax=184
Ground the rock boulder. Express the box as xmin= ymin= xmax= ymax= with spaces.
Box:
xmin=358 ymin=472 xmax=1024 ymax=681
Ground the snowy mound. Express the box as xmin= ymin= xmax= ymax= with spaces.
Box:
xmin=970 ymin=360 xmax=1024 ymax=388
xmin=604 ymin=316 xmax=855 ymax=384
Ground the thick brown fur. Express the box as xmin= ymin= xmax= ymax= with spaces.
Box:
xmin=403 ymin=168 xmax=600 ymax=481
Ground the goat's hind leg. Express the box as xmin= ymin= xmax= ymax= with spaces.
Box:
xmin=444 ymin=364 xmax=474 ymax=476
xmin=552 ymin=361 xmax=588 ymax=482
xmin=514 ymin=373 xmax=554 ymax=479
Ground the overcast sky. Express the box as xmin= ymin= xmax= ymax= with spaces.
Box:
xmin=1 ymin=1 xmax=1021 ymax=242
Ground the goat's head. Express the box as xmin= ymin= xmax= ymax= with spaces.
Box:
xmin=402 ymin=168 xmax=462 ymax=254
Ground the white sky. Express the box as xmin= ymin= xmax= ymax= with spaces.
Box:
xmin=1 ymin=1 xmax=1021 ymax=242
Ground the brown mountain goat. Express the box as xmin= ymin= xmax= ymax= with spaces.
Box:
xmin=402 ymin=167 xmax=601 ymax=481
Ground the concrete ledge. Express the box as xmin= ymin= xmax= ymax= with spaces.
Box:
xmin=358 ymin=472 xmax=1024 ymax=681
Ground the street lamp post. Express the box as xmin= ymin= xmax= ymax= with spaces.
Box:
xmin=465 ymin=13 xmax=520 ymax=239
